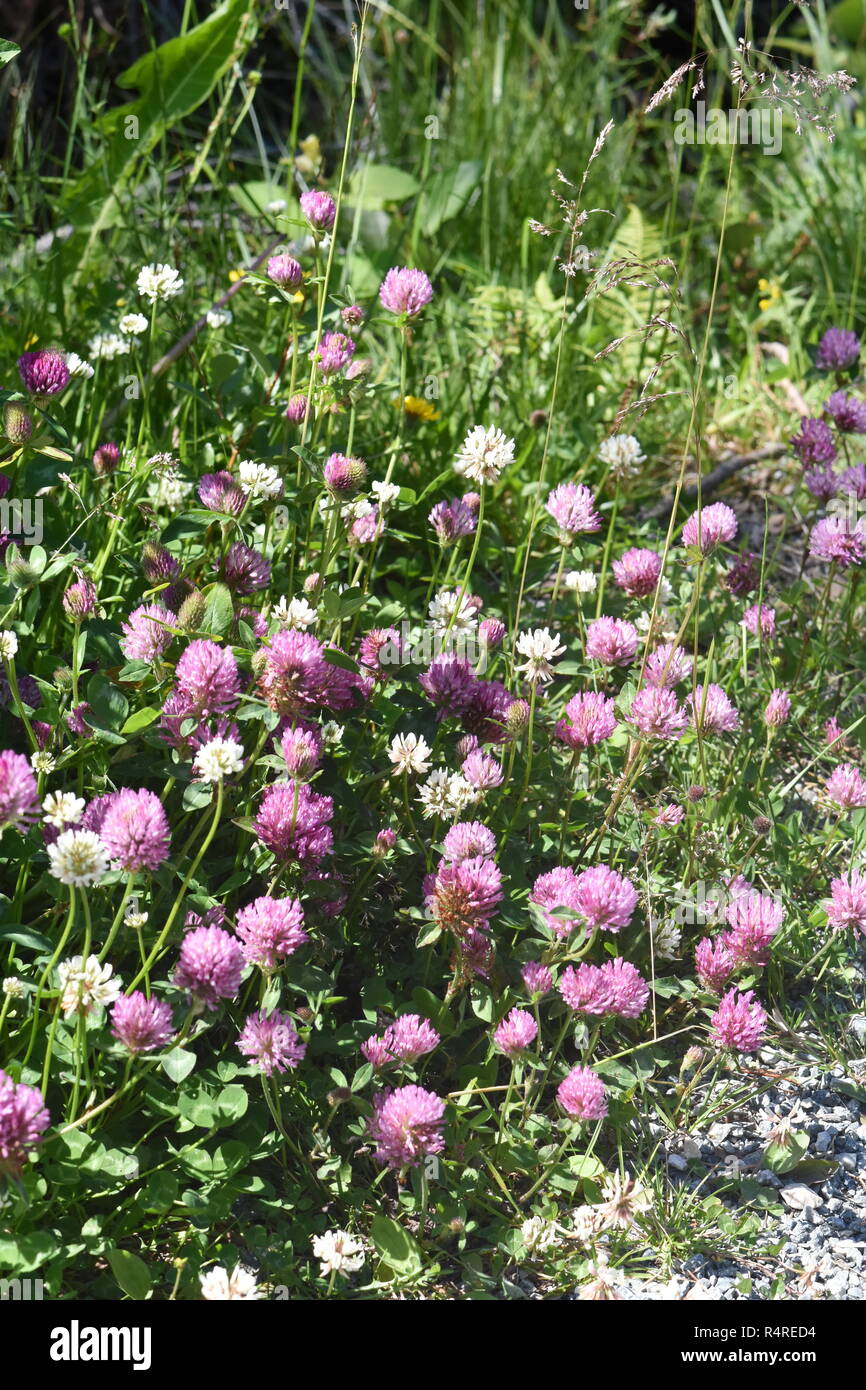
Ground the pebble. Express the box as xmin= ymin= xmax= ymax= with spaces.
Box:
xmin=781 ymin=1185 xmax=823 ymax=1211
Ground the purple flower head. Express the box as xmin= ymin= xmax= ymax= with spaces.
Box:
xmin=790 ymin=417 xmax=837 ymax=467
xmin=825 ymin=762 xmax=866 ymax=810
xmin=840 ymin=464 xmax=866 ymax=499
xmin=585 ymin=616 xmax=638 ymax=667
xmin=18 ymin=349 xmax=69 ymax=396
xmin=612 ymin=547 xmax=662 ymax=598
xmin=493 ymin=1007 xmax=538 ymax=1058
xmin=235 ymin=895 xmax=307 ymax=971
xmin=804 ymin=464 xmax=839 ymax=502
xmin=373 ymin=827 xmax=397 ymax=856
xmin=312 ymin=331 xmax=354 ymax=376
xmin=426 ymin=855 xmax=503 ymax=936
xmin=62 ymin=575 xmax=97 ymax=621
xmin=681 ymin=502 xmax=737 ymax=555
xmin=222 ymin=542 xmax=270 ymax=595
xmin=825 ymin=390 xmax=866 ymax=433
xmin=441 ymin=821 xmax=497 ymax=862
xmin=379 ymin=267 xmax=434 ymax=318
xmin=174 ymin=926 xmax=244 ymax=1010
xmin=66 ymin=702 xmax=90 ymax=736
xmin=175 ymin=640 xmax=240 ymax=718
xmin=572 ymin=864 xmax=639 ymax=934
xmin=363 ymin=1015 xmax=440 ymax=1068
xmin=695 ymin=936 xmax=735 ymax=993
xmin=300 ymin=189 xmax=336 ymax=231
xmin=92 ymin=441 xmax=120 ymax=476
xmin=557 ymin=1065 xmax=607 ymax=1121
xmin=809 ymin=515 xmax=866 ymax=568
xmin=267 ymin=255 xmax=303 ymax=290
xmin=254 ymin=782 xmax=333 ymax=864
xmin=723 ymin=550 xmax=760 ymax=598
xmin=198 ymin=470 xmax=245 ymax=515
xmin=111 ymin=992 xmax=175 ymax=1053
xmin=285 ymin=393 xmax=309 ymax=424
xmin=644 ymin=644 xmax=692 ymax=689
xmin=742 ymin=603 xmax=775 ymax=639
xmin=461 ymin=678 xmax=512 ymax=745
xmin=342 ymin=304 xmax=365 ymax=328
xmin=479 ymin=617 xmax=506 ymax=649
xmin=824 ymin=870 xmax=866 ymax=936
xmin=764 ymin=688 xmax=791 ymax=728
xmin=710 ymin=988 xmax=767 ymax=1053
xmin=120 ymin=602 xmax=175 ymax=662
xmin=629 ymin=686 xmax=688 ymax=741
xmin=599 ymin=957 xmax=650 ymax=1017
xmin=258 ymin=629 xmax=361 ymax=715
xmin=559 ymin=961 xmax=612 ymax=1014
xmin=0 ymin=750 xmax=41 ymax=833
xmin=461 ymin=750 xmax=503 ymax=790
xmin=816 ymin=327 xmax=860 ymax=372
xmin=556 ymin=691 xmax=617 ymax=750
xmin=689 ymin=684 xmax=739 ymax=735
xmin=280 ymin=723 xmax=323 ymax=779
xmin=359 ymin=627 xmax=402 ymax=678
xmin=100 ymin=788 xmax=170 ymax=872
xmin=654 ymin=803 xmax=684 ymax=827
xmin=545 ymin=483 xmax=601 ymax=538
xmin=141 ymin=542 xmax=180 ymax=584
xmin=0 ymin=1069 xmax=50 ymax=1177
xmin=367 ymin=1084 xmax=446 ymax=1169
xmin=724 ymin=891 xmax=784 ymax=967
xmin=419 ymin=654 xmax=477 ymax=719
xmin=521 ymin=961 xmax=553 ymax=998
xmin=324 ymin=453 xmax=367 ymax=494
xmin=429 ymin=497 xmax=477 ymax=544
xmin=238 ymin=1009 xmax=306 ymax=1074
xmin=531 ymin=866 xmax=584 ymax=939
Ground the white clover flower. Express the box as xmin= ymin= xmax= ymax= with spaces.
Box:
xmin=124 ymin=898 xmax=149 ymax=930
xmin=311 ymin=1230 xmax=365 ymax=1278
xmin=199 ymin=1265 xmax=261 ymax=1301
xmin=428 ymin=589 xmax=478 ymax=636
xmin=31 ymin=751 xmax=56 ymax=775
xmin=65 ymin=352 xmax=94 ymax=380
xmin=521 ymin=1215 xmax=559 ymax=1255
xmin=2 ymin=976 xmax=24 ymax=998
xmin=87 ymin=332 xmax=131 ymax=361
xmin=417 ymin=768 xmax=453 ymax=818
xmin=514 ymin=627 xmax=566 ymax=684
xmin=454 ymin=424 xmax=515 ymax=485
xmin=652 ymin=919 xmax=682 ymax=958
xmin=118 ymin=312 xmax=148 ymax=336
xmin=265 ymin=199 xmax=288 ymax=215
xmin=321 ymin=721 xmax=344 ymax=746
xmin=193 ymin=736 xmax=245 ymax=784
xmin=0 ymin=630 xmax=18 ymax=660
xmin=136 ymin=262 xmax=184 ymax=303
xmin=271 ymin=596 xmax=318 ymax=630
xmin=388 ymin=732 xmax=432 ymax=777
xmin=147 ymin=470 xmax=193 ymax=512
xmin=598 ymin=433 xmax=645 ymax=479
xmin=57 ymin=954 xmax=122 ymax=1017
xmin=657 ymin=576 xmax=673 ymax=605
xmin=371 ymin=480 xmax=401 ymax=509
xmin=238 ymin=459 xmax=283 ymax=500
xmin=596 ymin=1172 xmax=651 ymax=1230
xmin=564 ymin=569 xmax=597 ymax=595
xmin=42 ymin=791 xmax=85 ymax=829
xmin=445 ymin=772 xmax=479 ymax=815
xmin=571 ymin=1206 xmax=602 ymax=1244
xmin=206 ymin=307 xmax=233 ymax=329
xmin=47 ymin=829 xmax=109 ymax=887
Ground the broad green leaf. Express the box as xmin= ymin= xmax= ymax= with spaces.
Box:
xmin=200 ymin=583 xmax=235 ymax=637
xmin=419 ymin=161 xmax=481 ymax=236
xmin=160 ymin=1048 xmax=197 ymax=1083
xmin=120 ymin=706 xmax=161 ymax=734
xmin=370 ymin=1215 xmax=423 ymax=1279
xmin=108 ymin=1248 xmax=152 ymax=1301
xmin=349 ymin=163 xmax=420 ymax=207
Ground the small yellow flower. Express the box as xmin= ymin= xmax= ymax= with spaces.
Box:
xmin=757 ymin=278 xmax=782 ymax=312
xmin=24 ymin=333 xmax=38 ymax=348
xmin=229 ymin=268 xmax=247 ymax=284
xmin=291 ymin=290 xmax=305 ymax=306
xmin=394 ymin=395 xmax=441 ymax=422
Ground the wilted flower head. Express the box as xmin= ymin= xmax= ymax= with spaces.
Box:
xmin=681 ymin=502 xmax=737 ymax=555
xmin=379 ymin=267 xmax=434 ymax=317
xmin=174 ymin=926 xmax=244 ymax=1010
xmin=724 ymin=550 xmax=760 ymax=597
xmin=367 ymin=1084 xmax=446 ymax=1169
xmin=557 ymin=1065 xmax=608 ymax=1120
xmin=0 ymin=1070 xmax=50 ymax=1177
xmin=237 ymin=1009 xmax=306 ymax=1074
xmin=710 ymin=988 xmax=767 ymax=1053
